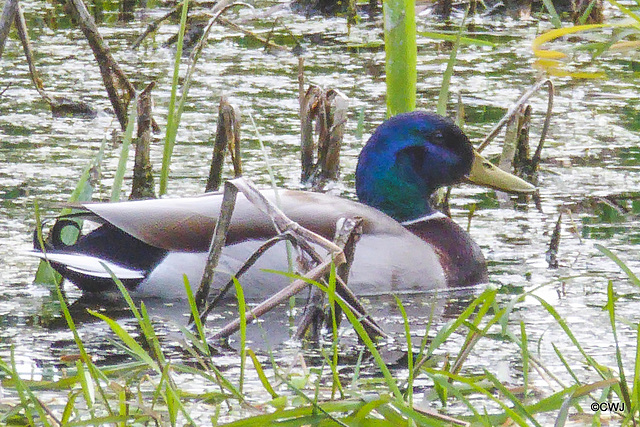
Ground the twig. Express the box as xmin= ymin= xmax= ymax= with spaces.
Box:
xmin=131 ymin=4 xmax=182 ymax=50
xmin=195 ymin=178 xmax=385 ymax=340
xmin=197 ymin=232 xmax=300 ymax=325
xmin=14 ymin=3 xmax=52 ymax=105
xmin=478 ymin=78 xmax=552 ymax=152
xmin=66 ymin=0 xmax=136 ymax=129
xmin=532 ymin=80 xmax=554 ymax=168
xmin=0 ymin=0 xmax=18 ymax=59
xmin=212 ymin=258 xmax=338 ymax=340
xmin=217 ymin=16 xmax=286 ymax=52
xmin=236 ymin=180 xmax=343 ymax=257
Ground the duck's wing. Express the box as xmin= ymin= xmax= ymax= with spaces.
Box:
xmin=66 ymin=190 xmax=448 ymax=295
xmin=77 ymin=190 xmax=411 ymax=252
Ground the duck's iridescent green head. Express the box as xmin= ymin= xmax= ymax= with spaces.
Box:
xmin=356 ymin=112 xmax=474 ymax=222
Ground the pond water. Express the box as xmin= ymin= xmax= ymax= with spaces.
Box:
xmin=1 ymin=0 xmax=640 ymax=423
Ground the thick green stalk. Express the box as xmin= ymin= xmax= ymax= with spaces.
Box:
xmin=383 ymin=0 xmax=416 ymax=116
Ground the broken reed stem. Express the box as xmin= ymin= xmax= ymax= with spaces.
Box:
xmin=130 ymin=82 xmax=156 ymax=200
xmin=514 ymin=105 xmax=532 ymax=177
xmin=300 ymin=86 xmax=348 ymax=186
xmin=532 ymin=80 xmax=554 ymax=167
xmin=295 ymin=218 xmax=360 ymax=340
xmin=478 ymin=78 xmax=551 ymax=153
xmin=194 ymin=181 xmax=238 ymax=314
xmin=0 ymin=0 xmax=19 ymax=59
xmin=66 ymin=0 xmax=136 ymax=130
xmin=300 ymin=85 xmax=321 ymax=182
xmin=206 ymin=97 xmax=241 ymax=192
xmin=499 ymin=108 xmax=522 ymax=172
xmin=321 ymin=89 xmax=347 ymax=181
xmin=546 ymin=212 xmax=562 ymax=269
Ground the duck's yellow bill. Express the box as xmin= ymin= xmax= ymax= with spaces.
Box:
xmin=466 ymin=150 xmax=536 ymax=194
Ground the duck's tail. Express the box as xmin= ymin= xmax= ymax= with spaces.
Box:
xmin=31 ymin=213 xmax=166 ymax=293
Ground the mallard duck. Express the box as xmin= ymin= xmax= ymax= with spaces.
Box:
xmin=33 ymin=111 xmax=534 ymax=300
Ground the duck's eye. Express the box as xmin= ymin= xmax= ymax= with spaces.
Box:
xmin=430 ymin=130 xmax=445 ymax=145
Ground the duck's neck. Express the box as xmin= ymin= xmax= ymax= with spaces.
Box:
xmin=356 ymin=155 xmax=436 ymax=223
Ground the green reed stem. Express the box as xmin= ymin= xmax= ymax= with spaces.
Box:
xmin=383 ymin=0 xmax=416 ymax=116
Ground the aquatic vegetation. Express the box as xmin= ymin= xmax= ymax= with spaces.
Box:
xmin=5 ymin=251 xmax=640 ymax=424
xmin=3 ymin=0 xmax=640 ymax=424
xmin=533 ymin=1 xmax=640 ymax=78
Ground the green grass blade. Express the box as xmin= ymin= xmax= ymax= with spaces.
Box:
xmin=427 ymin=288 xmax=496 ymax=358
xmin=89 ymin=309 xmax=160 ymax=372
xmin=34 ymin=133 xmax=107 ymax=285
xmin=531 ymin=294 xmax=607 ymax=378
xmin=633 ymin=322 xmax=640 ymax=414
xmin=437 ymin=9 xmax=467 ymax=116
xmin=326 ymin=263 xmax=344 ymax=399
xmin=8 ymin=348 xmax=45 ymax=426
xmin=595 ymin=243 xmax=640 ymax=287
xmin=44 ymin=257 xmax=114 ymax=415
xmin=99 ymin=262 xmax=166 ymax=365
xmin=233 ymin=277 xmax=248 ymax=393
xmin=394 ymin=296 xmax=414 ymax=405
xmin=552 ymin=343 xmax=582 ymax=384
xmin=183 ymin=274 xmax=211 ymax=356
xmin=432 ymin=369 xmax=530 ymax=426
xmin=76 ymin=360 xmax=95 ymax=412
xmin=159 ymin=0 xmax=189 ymax=195
xmin=605 ymin=280 xmax=632 ymax=412
xmin=483 ymin=369 xmax=542 ymax=427
xmin=247 ymin=348 xmax=278 ymax=398
xmin=110 ymin=100 xmax=137 ymax=202
xmin=265 ymin=269 xmax=404 ymax=400
xmin=520 ymin=321 xmax=529 ymax=396
xmin=542 ymin=0 xmax=562 ymax=28
xmin=426 ymin=372 xmax=486 ymax=424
